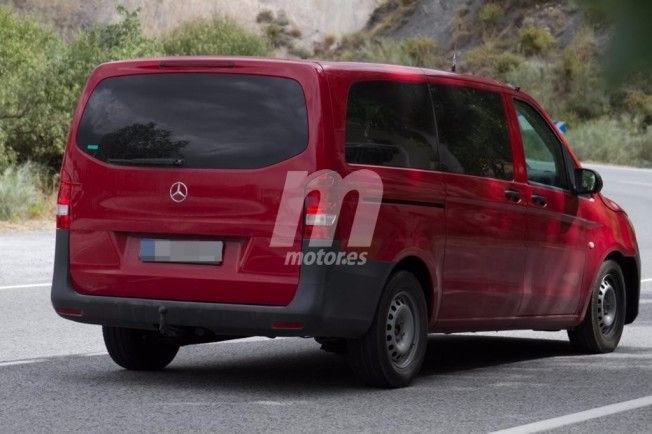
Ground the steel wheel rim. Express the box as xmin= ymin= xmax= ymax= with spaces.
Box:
xmin=597 ymin=274 xmax=618 ymax=335
xmin=386 ymin=291 xmax=419 ymax=369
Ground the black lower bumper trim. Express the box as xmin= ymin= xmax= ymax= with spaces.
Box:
xmin=51 ymin=230 xmax=393 ymax=338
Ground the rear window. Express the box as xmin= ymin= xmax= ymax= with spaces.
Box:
xmin=345 ymin=81 xmax=438 ymax=170
xmin=76 ymin=73 xmax=308 ymax=169
xmin=430 ymin=84 xmax=513 ymax=180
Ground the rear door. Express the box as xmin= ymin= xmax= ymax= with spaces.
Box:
xmin=66 ymin=61 xmax=321 ymax=305
xmin=511 ymin=98 xmax=586 ymax=316
xmin=431 ymin=82 xmax=527 ymax=324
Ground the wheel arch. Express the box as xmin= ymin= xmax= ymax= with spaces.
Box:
xmin=603 ymin=250 xmax=640 ymax=324
xmin=391 ymin=256 xmax=437 ymax=326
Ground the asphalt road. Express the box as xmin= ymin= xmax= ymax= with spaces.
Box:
xmin=0 ymin=163 xmax=650 ymax=433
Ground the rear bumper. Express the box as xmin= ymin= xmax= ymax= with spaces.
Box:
xmin=51 ymin=229 xmax=392 ymax=338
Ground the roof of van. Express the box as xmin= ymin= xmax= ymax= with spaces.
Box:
xmin=95 ymin=56 xmax=511 ymax=90
xmin=317 ymin=60 xmax=509 ymax=88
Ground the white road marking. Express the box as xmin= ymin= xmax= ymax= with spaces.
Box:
xmin=617 ymin=180 xmax=652 ymax=188
xmin=489 ymin=395 xmax=652 ymax=434
xmin=0 ymin=358 xmax=47 ymax=367
xmin=252 ymin=400 xmax=292 ymax=406
xmin=81 ymin=351 xmax=108 ymax=357
xmin=640 ymin=300 xmax=652 ymax=304
xmin=0 ymin=351 xmax=107 ymax=367
xmin=0 ymin=282 xmax=50 ymax=290
xmin=641 ymin=278 xmax=652 ymax=283
xmin=0 ymin=338 xmax=282 ymax=367
xmin=217 ymin=336 xmax=281 ymax=344
xmin=587 ymin=163 xmax=652 ymax=174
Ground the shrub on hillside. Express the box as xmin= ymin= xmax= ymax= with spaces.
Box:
xmin=495 ymin=52 xmax=525 ymax=74
xmin=402 ymin=37 xmax=441 ymax=65
xmin=559 ymin=28 xmax=609 ymax=118
xmin=1 ymin=6 xmax=162 ymax=168
xmin=340 ymin=36 xmax=442 ymax=68
xmin=518 ymin=24 xmax=556 ymax=56
xmin=464 ymin=40 xmax=523 ymax=76
xmin=478 ymin=3 xmax=503 ymax=33
xmin=0 ymin=163 xmax=52 ymax=220
xmin=1 ymin=8 xmax=269 ymax=170
xmin=162 ymin=16 xmax=269 ymax=56
xmin=0 ymin=6 xmax=62 ymax=168
xmin=502 ymin=60 xmax=559 ymax=114
xmin=567 ymin=116 xmax=652 ymax=167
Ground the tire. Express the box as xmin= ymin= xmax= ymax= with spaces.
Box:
xmin=103 ymin=326 xmax=179 ymax=370
xmin=347 ymin=270 xmax=428 ymax=388
xmin=568 ymin=260 xmax=626 ymax=353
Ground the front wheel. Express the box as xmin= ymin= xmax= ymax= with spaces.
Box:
xmin=568 ymin=260 xmax=626 ymax=353
xmin=103 ymin=326 xmax=179 ymax=370
xmin=347 ymin=271 xmax=428 ymax=388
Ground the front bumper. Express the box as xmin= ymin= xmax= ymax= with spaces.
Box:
xmin=51 ymin=229 xmax=392 ymax=338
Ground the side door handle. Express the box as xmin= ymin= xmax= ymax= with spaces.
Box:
xmin=532 ymin=193 xmax=548 ymax=207
xmin=504 ymin=188 xmax=521 ymax=203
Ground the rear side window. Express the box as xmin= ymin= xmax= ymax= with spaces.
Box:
xmin=430 ymin=84 xmax=513 ymax=180
xmin=345 ymin=81 xmax=437 ymax=170
xmin=77 ymin=73 xmax=308 ymax=169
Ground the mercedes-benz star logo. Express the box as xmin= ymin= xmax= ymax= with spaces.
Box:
xmin=169 ymin=181 xmax=188 ymax=203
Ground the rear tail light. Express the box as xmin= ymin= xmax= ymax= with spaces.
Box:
xmin=303 ymin=178 xmax=338 ymax=241
xmin=56 ymin=172 xmax=72 ymax=229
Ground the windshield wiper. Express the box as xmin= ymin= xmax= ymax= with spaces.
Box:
xmin=107 ymin=158 xmax=185 ymax=167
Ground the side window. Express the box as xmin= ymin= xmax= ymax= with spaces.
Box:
xmin=345 ymin=81 xmax=437 ymax=170
xmin=430 ymin=84 xmax=513 ymax=180
xmin=514 ymin=99 xmax=568 ymax=189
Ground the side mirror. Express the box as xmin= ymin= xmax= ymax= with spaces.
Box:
xmin=574 ymin=168 xmax=603 ymax=195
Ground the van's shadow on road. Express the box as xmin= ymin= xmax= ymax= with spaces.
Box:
xmin=73 ymin=335 xmax=594 ymax=393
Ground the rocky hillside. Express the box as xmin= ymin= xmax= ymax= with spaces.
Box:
xmin=2 ymin=0 xmax=381 ymax=42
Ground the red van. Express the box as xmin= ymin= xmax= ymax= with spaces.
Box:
xmin=52 ymin=57 xmax=640 ymax=387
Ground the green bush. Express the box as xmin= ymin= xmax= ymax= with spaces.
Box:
xmin=558 ymin=28 xmax=609 ymax=118
xmin=0 ymin=7 xmax=269 ymax=173
xmin=402 ymin=37 xmax=441 ymax=66
xmin=502 ymin=60 xmax=560 ymax=114
xmin=0 ymin=6 xmax=63 ymax=167
xmin=340 ymin=36 xmax=442 ymax=68
xmin=495 ymin=52 xmax=525 ymax=74
xmin=464 ymin=41 xmax=523 ymax=76
xmin=567 ymin=116 xmax=652 ymax=167
xmin=1 ymin=6 xmax=162 ymax=167
xmin=518 ymin=24 xmax=556 ymax=56
xmin=162 ymin=15 xmax=269 ymax=56
xmin=256 ymin=10 xmax=274 ymax=24
xmin=464 ymin=41 xmax=499 ymax=75
xmin=478 ymin=3 xmax=504 ymax=32
xmin=264 ymin=23 xmax=285 ymax=48
xmin=0 ymin=162 xmax=52 ymax=220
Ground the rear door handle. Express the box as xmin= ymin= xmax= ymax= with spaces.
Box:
xmin=504 ymin=189 xmax=521 ymax=202
xmin=532 ymin=194 xmax=548 ymax=207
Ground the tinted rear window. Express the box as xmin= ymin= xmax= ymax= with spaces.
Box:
xmin=345 ymin=81 xmax=437 ymax=170
xmin=77 ymin=73 xmax=308 ymax=169
xmin=430 ymin=84 xmax=513 ymax=180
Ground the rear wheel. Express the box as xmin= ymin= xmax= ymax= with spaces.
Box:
xmin=347 ymin=271 xmax=427 ymax=388
xmin=568 ymin=260 xmax=626 ymax=353
xmin=103 ymin=326 xmax=179 ymax=370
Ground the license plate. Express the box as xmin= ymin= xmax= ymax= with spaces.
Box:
xmin=139 ymin=239 xmax=223 ymax=264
